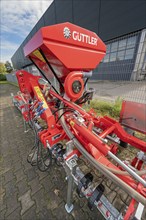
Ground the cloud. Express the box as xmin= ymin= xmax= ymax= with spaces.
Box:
xmin=0 ymin=0 xmax=53 ymax=63
xmin=1 ymin=39 xmax=19 ymax=51
xmin=1 ymin=0 xmax=53 ymax=36
xmin=0 ymin=39 xmax=20 ymax=63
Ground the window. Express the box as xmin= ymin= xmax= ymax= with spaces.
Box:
xmin=110 ymin=52 xmax=117 ymax=62
xmin=125 ymin=48 xmax=135 ymax=60
xmin=118 ymin=39 xmax=127 ymax=50
xmin=104 ymin=34 xmax=137 ymax=63
xmin=104 ymin=53 xmax=110 ymax=63
xmin=111 ymin=42 xmax=118 ymax=52
xmin=127 ymin=36 xmax=137 ymax=49
xmin=117 ymin=50 xmax=125 ymax=61
xmin=106 ymin=44 xmax=111 ymax=53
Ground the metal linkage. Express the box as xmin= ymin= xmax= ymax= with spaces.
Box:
xmin=108 ymin=151 xmax=146 ymax=187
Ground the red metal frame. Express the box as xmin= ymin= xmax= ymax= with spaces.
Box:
xmin=14 ymin=22 xmax=146 ymax=219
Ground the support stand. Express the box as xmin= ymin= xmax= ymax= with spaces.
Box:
xmin=65 ymin=158 xmax=77 ymax=213
xmin=23 ymin=120 xmax=29 ymax=133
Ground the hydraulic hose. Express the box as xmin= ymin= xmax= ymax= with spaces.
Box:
xmin=59 ymin=108 xmax=146 ymax=206
xmin=100 ymin=164 xmax=146 ymax=176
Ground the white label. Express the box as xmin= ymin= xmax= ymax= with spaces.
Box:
xmin=72 ymin=31 xmax=98 ymax=45
xmin=63 ymin=27 xmax=98 ymax=46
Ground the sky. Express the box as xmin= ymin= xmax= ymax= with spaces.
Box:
xmin=0 ymin=0 xmax=53 ymax=63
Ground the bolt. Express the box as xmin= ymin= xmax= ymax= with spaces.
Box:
xmin=19 ymin=72 xmax=23 ymax=76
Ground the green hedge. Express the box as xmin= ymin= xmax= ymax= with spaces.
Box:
xmin=0 ymin=74 xmax=6 ymax=81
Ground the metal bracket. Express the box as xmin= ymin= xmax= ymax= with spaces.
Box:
xmin=76 ymin=172 xmax=93 ymax=198
xmin=88 ymin=183 xmax=105 ymax=210
xmin=65 ymin=157 xmax=77 ymax=213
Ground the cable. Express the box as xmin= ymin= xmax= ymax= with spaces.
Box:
xmin=36 ymin=140 xmax=52 ymax=172
xmin=39 ymin=48 xmax=64 ymax=92
xmin=75 ymin=91 xmax=92 ymax=104
xmin=29 ymin=57 xmax=59 ymax=95
xmin=52 ymin=107 xmax=74 ymax=116
xmin=52 ymin=107 xmax=75 ymax=121
xmin=56 ymin=109 xmax=75 ymax=124
xmin=27 ymin=119 xmax=40 ymax=166
xmin=84 ymin=78 xmax=89 ymax=87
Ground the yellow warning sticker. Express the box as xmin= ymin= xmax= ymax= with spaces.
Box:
xmin=70 ymin=121 xmax=75 ymax=127
xmin=34 ymin=86 xmax=48 ymax=109
xmin=33 ymin=50 xmax=45 ymax=62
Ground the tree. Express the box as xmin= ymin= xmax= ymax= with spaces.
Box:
xmin=5 ymin=61 xmax=13 ymax=73
xmin=0 ymin=62 xmax=7 ymax=74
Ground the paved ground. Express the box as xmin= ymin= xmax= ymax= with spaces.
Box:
xmin=0 ymin=84 xmax=145 ymax=220
xmin=0 ymin=84 xmax=105 ymax=220
xmin=88 ymin=80 xmax=146 ymax=103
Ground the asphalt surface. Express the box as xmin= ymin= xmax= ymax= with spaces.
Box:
xmin=88 ymin=80 xmax=146 ymax=103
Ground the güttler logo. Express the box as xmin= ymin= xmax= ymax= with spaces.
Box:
xmin=63 ymin=27 xmax=71 ymax=39
xmin=63 ymin=27 xmax=98 ymax=46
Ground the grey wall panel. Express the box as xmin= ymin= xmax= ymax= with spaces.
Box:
xmin=99 ymin=0 xmax=146 ymax=41
xmin=35 ymin=17 xmax=45 ymax=31
xmin=73 ymin=0 xmax=100 ymax=33
xmin=22 ymin=38 xmax=30 ymax=67
xmin=11 ymin=47 xmax=20 ymax=69
xmin=55 ymin=0 xmax=73 ymax=23
xmin=30 ymin=26 xmax=37 ymax=38
xmin=43 ymin=2 xmax=56 ymax=26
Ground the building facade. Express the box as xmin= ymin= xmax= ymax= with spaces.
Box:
xmin=11 ymin=0 xmax=146 ymax=81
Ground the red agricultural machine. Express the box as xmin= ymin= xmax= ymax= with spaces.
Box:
xmin=12 ymin=23 xmax=146 ymax=219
